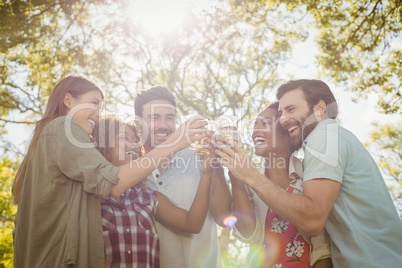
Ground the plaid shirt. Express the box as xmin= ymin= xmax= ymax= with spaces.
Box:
xmin=101 ymin=186 xmax=160 ymax=268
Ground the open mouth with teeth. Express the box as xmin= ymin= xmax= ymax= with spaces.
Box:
xmin=287 ymin=125 xmax=299 ymax=135
xmin=155 ymin=133 xmax=169 ymax=137
xmin=88 ymin=119 xmax=96 ymax=127
xmin=253 ymin=136 xmax=267 ymax=145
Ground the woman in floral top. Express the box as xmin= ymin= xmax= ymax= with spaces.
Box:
xmin=93 ymin=116 xmax=213 ymax=267
xmin=225 ymin=102 xmax=332 ymax=268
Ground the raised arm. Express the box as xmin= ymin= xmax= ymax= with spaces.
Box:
xmin=111 ymin=116 xmax=207 ymax=198
xmin=215 ymin=142 xmax=340 ymax=236
xmin=154 ymin=157 xmax=212 ymax=233
xmin=230 ymin=172 xmax=257 ymax=238
xmin=208 ymin=163 xmax=232 ymax=227
xmin=196 ymin=136 xmax=232 ymax=227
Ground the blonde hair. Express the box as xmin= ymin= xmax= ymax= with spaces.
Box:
xmin=12 ymin=74 xmax=103 ymax=204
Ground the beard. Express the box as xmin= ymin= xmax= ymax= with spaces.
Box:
xmin=289 ymin=109 xmax=319 ymax=151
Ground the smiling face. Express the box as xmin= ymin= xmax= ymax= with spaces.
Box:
xmin=141 ymin=99 xmax=176 ymax=149
xmin=66 ymin=90 xmax=103 ymax=135
xmin=278 ymin=88 xmax=319 ymax=150
xmin=252 ymin=108 xmax=290 ymax=157
xmin=110 ymin=124 xmax=142 ymax=166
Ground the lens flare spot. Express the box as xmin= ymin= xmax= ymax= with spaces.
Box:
xmin=223 ymin=215 xmax=238 ymax=230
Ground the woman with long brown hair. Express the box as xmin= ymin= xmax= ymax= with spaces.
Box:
xmin=13 ymin=74 xmax=207 ymax=267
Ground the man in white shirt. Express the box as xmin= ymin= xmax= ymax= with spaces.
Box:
xmin=134 ymin=85 xmax=229 ymax=267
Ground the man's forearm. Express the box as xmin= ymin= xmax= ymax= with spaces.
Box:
xmin=247 ymin=173 xmax=326 ymax=236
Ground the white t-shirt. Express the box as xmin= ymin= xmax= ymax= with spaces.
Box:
xmin=144 ymin=148 xmax=224 ymax=268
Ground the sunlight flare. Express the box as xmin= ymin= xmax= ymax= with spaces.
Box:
xmin=125 ymin=0 xmax=194 ymax=35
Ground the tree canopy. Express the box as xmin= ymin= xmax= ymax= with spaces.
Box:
xmin=0 ymin=0 xmax=312 ymax=156
xmin=0 ymin=157 xmax=18 ymax=267
xmin=0 ymin=1 xmax=309 ymax=265
xmin=307 ymin=0 xmax=402 ymax=114
xmin=237 ymin=0 xmax=402 ymax=113
xmin=0 ymin=0 xmax=401 ymax=266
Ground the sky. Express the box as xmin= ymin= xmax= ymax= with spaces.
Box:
xmin=3 ymin=0 xmax=401 ymax=154
xmin=280 ymin=30 xmax=401 ymax=143
xmin=122 ymin=0 xmax=401 ymax=142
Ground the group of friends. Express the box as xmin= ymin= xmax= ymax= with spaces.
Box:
xmin=12 ymin=74 xmax=402 ymax=267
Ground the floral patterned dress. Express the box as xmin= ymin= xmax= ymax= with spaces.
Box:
xmin=261 ymin=186 xmax=310 ymax=268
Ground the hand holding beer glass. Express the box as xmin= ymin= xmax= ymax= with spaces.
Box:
xmin=188 ymin=118 xmax=215 ymax=155
xmin=188 ymin=115 xmax=240 ymax=155
xmin=214 ymin=115 xmax=240 ymax=147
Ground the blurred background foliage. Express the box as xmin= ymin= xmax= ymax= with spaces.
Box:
xmin=0 ymin=0 xmax=401 ymax=267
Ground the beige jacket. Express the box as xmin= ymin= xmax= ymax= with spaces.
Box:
xmin=14 ymin=117 xmax=119 ymax=268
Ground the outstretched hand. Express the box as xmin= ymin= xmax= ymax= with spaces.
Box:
xmin=214 ymin=140 xmax=260 ymax=185
xmin=195 ymin=135 xmax=217 ymax=175
xmin=168 ymin=115 xmax=208 ymax=150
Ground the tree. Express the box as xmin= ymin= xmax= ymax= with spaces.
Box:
xmin=0 ymin=0 xmax=308 ymax=136
xmin=0 ymin=158 xmax=18 ymax=268
xmin=0 ymin=0 xmax=119 ymax=128
xmin=307 ymin=0 xmax=402 ymax=114
xmin=365 ymin=122 xmax=402 ymax=216
xmin=0 ymin=0 xmax=311 ymax=265
xmin=95 ymin=1 xmax=310 ymax=122
xmin=3 ymin=0 xmax=398 ymax=265
xmin=235 ymin=0 xmax=402 ymax=114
